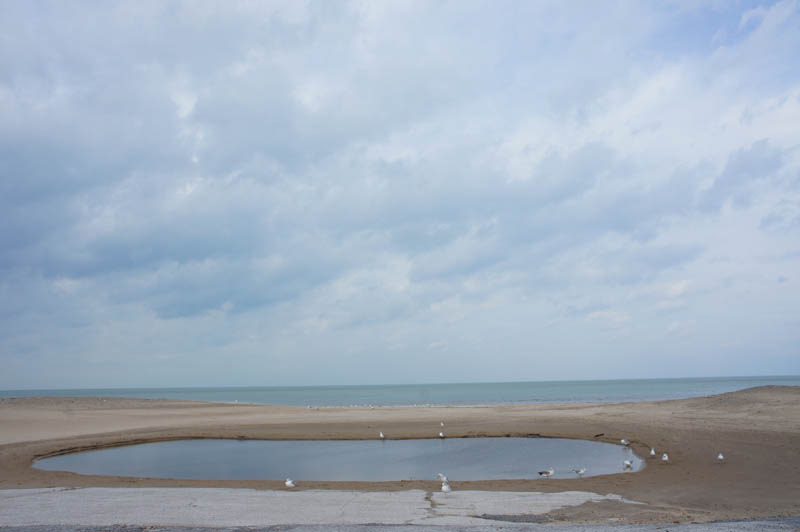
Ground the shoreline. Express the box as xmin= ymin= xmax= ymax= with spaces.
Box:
xmin=4 ymin=374 xmax=800 ymax=407
xmin=1 ymin=386 xmax=799 ymax=525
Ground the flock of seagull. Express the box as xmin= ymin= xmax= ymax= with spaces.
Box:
xmin=283 ymin=429 xmax=726 ymax=491
xmin=536 ymin=438 xmax=725 ymax=480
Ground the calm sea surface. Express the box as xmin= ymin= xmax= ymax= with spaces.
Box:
xmin=2 ymin=376 xmax=799 ymax=405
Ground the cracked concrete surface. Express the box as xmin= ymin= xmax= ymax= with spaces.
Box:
xmin=0 ymin=488 xmax=643 ymax=526
xmin=2 ymin=525 xmax=800 ymax=532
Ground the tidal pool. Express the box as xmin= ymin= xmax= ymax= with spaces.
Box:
xmin=35 ymin=438 xmax=644 ymax=480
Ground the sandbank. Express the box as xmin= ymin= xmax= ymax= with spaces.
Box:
xmin=0 ymin=385 xmax=798 ymax=525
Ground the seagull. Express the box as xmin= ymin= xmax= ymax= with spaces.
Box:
xmin=661 ymin=453 xmax=669 ymax=462
xmin=571 ymin=468 xmax=586 ymax=478
xmin=538 ymin=467 xmax=555 ymax=478
xmin=650 ymin=448 xmax=656 ymax=457
xmin=441 ymin=480 xmax=452 ymax=492
xmin=379 ymin=431 xmax=385 ymax=440
xmin=439 ymin=432 xmax=446 ymax=439
xmin=285 ymin=478 xmax=296 ymax=488
xmin=440 ymin=421 xmax=445 ymax=427
xmin=623 ymin=460 xmax=633 ymax=470
xmin=437 ymin=473 xmax=448 ymax=483
xmin=717 ymin=452 xmax=724 ymax=461
xmin=620 ymin=439 xmax=630 ymax=446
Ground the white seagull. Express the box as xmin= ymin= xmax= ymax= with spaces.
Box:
xmin=379 ymin=431 xmax=385 ymax=440
xmin=437 ymin=473 xmax=448 ymax=483
xmin=620 ymin=439 xmax=630 ymax=446
xmin=439 ymin=431 xmax=446 ymax=439
xmin=661 ymin=453 xmax=669 ymax=462
xmin=717 ymin=452 xmax=724 ymax=461
xmin=538 ymin=467 xmax=555 ymax=478
xmin=440 ymin=421 xmax=445 ymax=428
xmin=285 ymin=478 xmax=296 ymax=488
xmin=623 ymin=460 xmax=633 ymax=470
xmin=650 ymin=448 xmax=656 ymax=457
xmin=441 ymin=480 xmax=452 ymax=493
xmin=571 ymin=468 xmax=586 ymax=478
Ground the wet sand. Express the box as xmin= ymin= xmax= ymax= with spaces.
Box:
xmin=1 ymin=385 xmax=798 ymax=524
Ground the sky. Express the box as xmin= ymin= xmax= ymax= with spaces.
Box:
xmin=1 ymin=1 xmax=799 ymax=389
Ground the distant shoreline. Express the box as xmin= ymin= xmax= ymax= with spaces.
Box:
xmin=2 ymin=375 xmax=799 ymax=406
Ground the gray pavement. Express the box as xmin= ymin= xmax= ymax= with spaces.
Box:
xmin=0 ymin=488 xmax=640 ymax=527
xmin=0 ymin=489 xmax=798 ymax=531
xmin=1 ymin=522 xmax=800 ymax=532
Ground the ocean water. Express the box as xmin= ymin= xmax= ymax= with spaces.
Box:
xmin=2 ymin=375 xmax=799 ymax=406
xmin=34 ymin=437 xmax=644 ymax=480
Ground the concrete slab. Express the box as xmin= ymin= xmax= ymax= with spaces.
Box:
xmin=0 ymin=488 xmax=644 ymax=527
xmin=427 ymin=490 xmax=640 ymax=525
xmin=2 ymin=521 xmax=800 ymax=532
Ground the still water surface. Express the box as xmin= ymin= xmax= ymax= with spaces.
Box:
xmin=6 ymin=376 xmax=798 ymax=405
xmin=35 ymin=438 xmax=644 ymax=480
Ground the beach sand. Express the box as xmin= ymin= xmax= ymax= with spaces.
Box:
xmin=0 ymin=385 xmax=798 ymax=524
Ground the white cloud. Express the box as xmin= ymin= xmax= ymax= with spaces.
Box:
xmin=739 ymin=5 xmax=769 ymax=29
xmin=666 ymin=280 xmax=690 ymax=298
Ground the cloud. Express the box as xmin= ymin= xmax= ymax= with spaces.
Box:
xmin=665 ymin=280 xmax=690 ymax=298
xmin=586 ymin=311 xmax=631 ymax=326
xmin=1 ymin=0 xmax=799 ymax=387
xmin=701 ymin=139 xmax=785 ymax=212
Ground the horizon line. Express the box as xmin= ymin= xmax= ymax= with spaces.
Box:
xmin=2 ymin=374 xmax=799 ymax=393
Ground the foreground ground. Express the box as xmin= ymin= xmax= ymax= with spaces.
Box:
xmin=2 ymin=520 xmax=800 ymax=531
xmin=0 ymin=386 xmax=798 ymax=526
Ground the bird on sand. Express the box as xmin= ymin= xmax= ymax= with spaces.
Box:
xmin=379 ymin=431 xmax=385 ymax=440
xmin=623 ymin=460 xmax=633 ymax=470
xmin=620 ymin=439 xmax=630 ymax=446
xmin=439 ymin=431 xmax=446 ymax=439
xmin=440 ymin=421 xmax=445 ymax=428
xmin=717 ymin=452 xmax=724 ymax=461
xmin=538 ymin=467 xmax=555 ymax=478
xmin=441 ymin=480 xmax=452 ymax=492
xmin=661 ymin=453 xmax=669 ymax=462
xmin=285 ymin=478 xmax=296 ymax=488
xmin=571 ymin=468 xmax=586 ymax=478
xmin=650 ymin=448 xmax=656 ymax=456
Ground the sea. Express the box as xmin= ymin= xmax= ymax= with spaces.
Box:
xmin=2 ymin=375 xmax=799 ymax=406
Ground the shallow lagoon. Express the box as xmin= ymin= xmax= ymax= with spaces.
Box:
xmin=35 ymin=438 xmax=643 ymax=480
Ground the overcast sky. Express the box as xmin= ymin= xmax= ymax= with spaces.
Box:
xmin=1 ymin=1 xmax=799 ymax=389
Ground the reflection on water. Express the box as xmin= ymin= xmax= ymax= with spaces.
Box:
xmin=35 ymin=438 xmax=644 ymax=480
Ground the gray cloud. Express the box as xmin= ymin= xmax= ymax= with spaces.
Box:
xmin=701 ymin=139 xmax=784 ymax=211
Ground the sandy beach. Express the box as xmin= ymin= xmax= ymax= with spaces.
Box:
xmin=1 ymin=385 xmax=798 ymax=525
